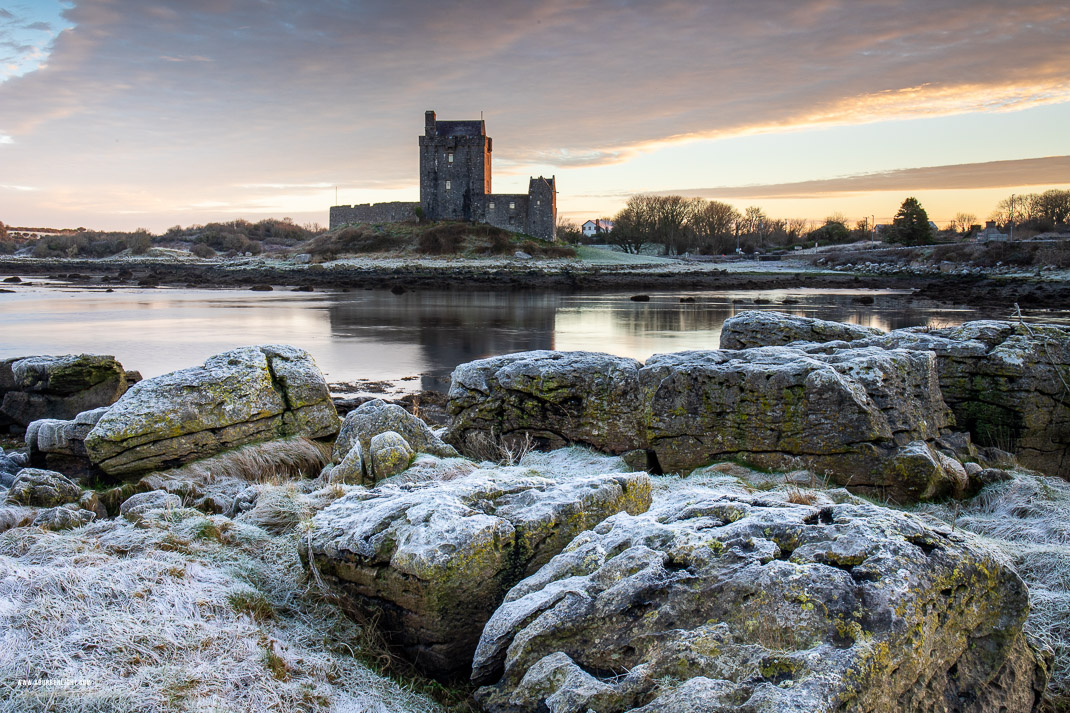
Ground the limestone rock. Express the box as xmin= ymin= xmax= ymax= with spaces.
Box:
xmin=720 ymin=310 xmax=884 ymax=350
xmin=120 ymin=489 xmax=181 ymax=522
xmin=329 ymin=441 xmax=364 ymax=484
xmin=473 ymin=487 xmax=1047 ymax=713
xmin=84 ymin=345 xmax=339 ymax=477
xmin=0 ymin=450 xmax=19 ymax=487
xmin=719 ymin=313 xmax=1070 ymax=479
xmin=876 ymin=321 xmax=1070 ymax=479
xmin=333 ymin=398 xmax=457 ymax=463
xmin=33 ymin=505 xmax=96 ymax=531
xmin=25 ymin=407 xmax=109 ymax=479
xmin=368 ymin=431 xmax=413 ymax=481
xmin=641 ymin=346 xmax=955 ymax=501
xmin=6 ymin=468 xmax=82 ymax=507
xmin=446 ymin=351 xmax=644 ymax=457
xmin=301 ymin=466 xmax=652 ymax=679
xmin=0 ymin=354 xmax=129 ymax=430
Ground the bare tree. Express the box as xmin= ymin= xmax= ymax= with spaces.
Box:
xmin=689 ymin=200 xmax=740 ymax=254
xmin=610 ymin=195 xmax=657 ymax=254
xmin=949 ymin=212 xmax=977 ymax=235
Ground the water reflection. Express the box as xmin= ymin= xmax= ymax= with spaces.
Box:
xmin=0 ymin=285 xmax=1045 ymax=390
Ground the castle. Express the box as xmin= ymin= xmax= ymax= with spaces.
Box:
xmin=329 ymin=111 xmax=557 ymax=241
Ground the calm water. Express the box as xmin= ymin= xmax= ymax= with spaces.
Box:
xmin=0 ymin=283 xmax=1046 ymax=394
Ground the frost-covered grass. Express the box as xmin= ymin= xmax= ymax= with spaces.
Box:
xmin=0 ymin=494 xmax=445 ymax=712
xmin=914 ymin=473 xmax=1070 ymax=706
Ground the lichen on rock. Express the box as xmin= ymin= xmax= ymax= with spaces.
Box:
xmin=83 ymin=345 xmax=338 ymax=477
xmin=472 ymin=483 xmax=1047 ymax=712
xmin=300 ymin=464 xmax=652 ymax=679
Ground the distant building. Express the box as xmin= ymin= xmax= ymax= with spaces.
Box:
xmin=330 ymin=111 xmax=557 ymax=240
xmin=976 ymin=220 xmax=1009 ymax=242
xmin=581 ymin=219 xmax=614 ymax=238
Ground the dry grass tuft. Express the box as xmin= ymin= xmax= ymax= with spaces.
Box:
xmin=156 ymin=436 xmax=332 ymax=487
xmin=237 ymin=485 xmax=313 ymax=535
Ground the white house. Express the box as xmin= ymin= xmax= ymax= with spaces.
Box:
xmin=581 ymin=219 xmax=614 ymax=238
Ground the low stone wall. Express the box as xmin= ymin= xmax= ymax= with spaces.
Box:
xmin=329 ymin=202 xmax=419 ymax=229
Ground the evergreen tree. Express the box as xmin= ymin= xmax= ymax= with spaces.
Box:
xmin=888 ymin=197 xmax=933 ymax=245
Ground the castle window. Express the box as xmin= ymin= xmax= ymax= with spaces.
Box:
xmin=536 ymin=200 xmax=541 ymax=206
xmin=447 ymin=153 xmax=454 ymax=163
xmin=445 ymin=181 xmax=451 ymax=190
xmin=488 ymin=202 xmax=495 ymax=210
xmin=509 ymin=201 xmax=515 ymax=210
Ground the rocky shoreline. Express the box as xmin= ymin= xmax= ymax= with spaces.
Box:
xmin=3 ymin=255 xmax=1070 ymax=310
xmin=2 ymin=313 xmax=1069 ymax=711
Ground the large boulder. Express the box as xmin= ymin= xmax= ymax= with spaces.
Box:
xmin=25 ymin=406 xmax=110 ymax=479
xmin=720 ymin=310 xmax=883 ymax=350
xmin=446 ymin=351 xmax=644 ymax=457
xmin=83 ymin=345 xmax=339 ymax=477
xmin=5 ymin=468 xmax=82 ymax=508
xmin=640 ymin=346 xmax=956 ymax=501
xmin=301 ymin=466 xmax=652 ymax=679
xmin=0 ymin=354 xmax=130 ymax=430
xmin=332 ymin=398 xmax=457 ymax=480
xmin=873 ymin=321 xmax=1070 ymax=479
xmin=473 ymin=486 xmax=1048 ymax=713
xmin=718 ymin=313 xmax=1070 ymax=480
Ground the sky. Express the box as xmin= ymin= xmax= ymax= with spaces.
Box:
xmin=1 ymin=0 xmax=1069 ymax=232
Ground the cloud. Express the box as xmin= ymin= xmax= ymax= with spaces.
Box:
xmin=0 ymin=0 xmax=1067 ymax=228
xmin=237 ymin=182 xmax=333 ymax=190
xmin=660 ymin=156 xmax=1070 ymax=200
xmin=0 ymin=134 xmax=11 ymax=144
xmin=0 ymin=183 xmax=36 ymax=190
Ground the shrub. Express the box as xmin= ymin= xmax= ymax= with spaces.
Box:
xmin=190 ymin=243 xmax=216 ymax=258
xmin=125 ymin=230 xmax=153 ymax=255
xmin=416 ymin=225 xmax=465 ymax=254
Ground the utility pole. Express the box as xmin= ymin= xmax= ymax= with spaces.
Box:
xmin=1009 ymin=194 xmax=1015 ymax=241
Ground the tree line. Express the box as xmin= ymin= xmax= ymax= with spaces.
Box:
xmin=558 ymin=188 xmax=1070 ymax=254
xmin=563 ymin=195 xmax=869 ymax=255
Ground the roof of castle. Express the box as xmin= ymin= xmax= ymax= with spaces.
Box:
xmin=434 ymin=120 xmax=486 ymax=138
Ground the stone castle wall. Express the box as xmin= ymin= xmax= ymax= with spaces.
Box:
xmin=330 ymin=202 xmax=419 ymax=229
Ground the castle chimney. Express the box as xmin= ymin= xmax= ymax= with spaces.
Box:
xmin=425 ymin=110 xmax=437 ymax=137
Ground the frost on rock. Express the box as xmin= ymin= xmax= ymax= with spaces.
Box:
xmin=473 ymin=485 xmax=1048 ymax=713
xmin=301 ymin=464 xmax=652 ymax=679
xmin=718 ymin=312 xmax=1070 ymax=480
xmin=333 ymin=398 xmax=458 ymax=463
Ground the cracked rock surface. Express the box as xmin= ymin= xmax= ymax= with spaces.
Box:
xmin=300 ymin=465 xmax=652 ymax=679
xmin=473 ymin=482 xmax=1047 ymax=713
xmin=446 ymin=345 xmax=959 ymax=501
xmin=446 ymin=351 xmax=644 ymax=456
xmin=83 ymin=345 xmax=338 ymax=477
xmin=722 ymin=312 xmax=1070 ymax=479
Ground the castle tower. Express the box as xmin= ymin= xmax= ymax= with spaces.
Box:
xmin=526 ymin=176 xmax=557 ymax=241
xmin=419 ymin=110 xmax=492 ymax=222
